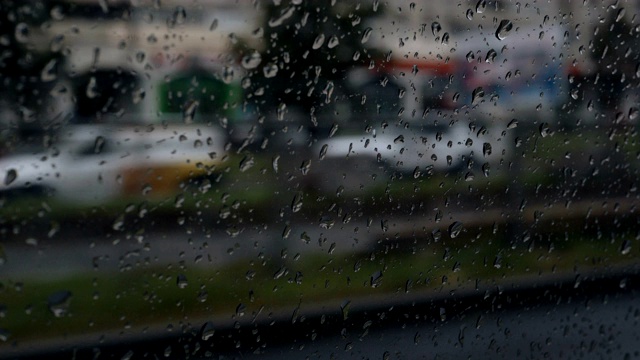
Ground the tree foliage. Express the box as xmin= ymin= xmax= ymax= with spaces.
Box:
xmin=244 ymin=0 xmax=383 ymax=127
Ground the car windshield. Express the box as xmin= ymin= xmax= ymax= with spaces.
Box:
xmin=1 ymin=1 xmax=640 ymax=359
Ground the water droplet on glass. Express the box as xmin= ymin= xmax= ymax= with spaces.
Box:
xmin=300 ymin=160 xmax=311 ymax=175
xmin=209 ymin=18 xmax=218 ymax=31
xmin=48 ymin=291 xmax=72 ymax=317
xmin=252 ymin=27 xmax=264 ymax=38
xmin=616 ymin=8 xmax=626 ymax=22
xmin=539 ymin=123 xmax=551 ymax=137
xmin=413 ymin=167 xmax=421 ymax=179
xmin=241 ymin=51 xmax=262 ymax=69
xmin=222 ymin=66 xmax=234 ymax=84
xmin=620 ymin=240 xmax=631 ymax=255
xmin=0 ymin=329 xmax=10 ymax=342
xmin=291 ymin=192 xmax=303 ymax=212
xmin=268 ymin=6 xmax=295 ymax=27
xmin=629 ymin=107 xmax=638 ymax=120
xmin=380 ymin=219 xmax=389 ymax=232
xmin=570 ymin=88 xmax=579 ymax=100
xmin=228 ymin=32 xmax=238 ymax=45
xmin=40 ymin=59 xmax=58 ymax=82
xmin=182 ymin=100 xmax=198 ymax=124
xmin=300 ymin=232 xmax=311 ymax=244
xmin=234 ymin=303 xmax=246 ymax=317
xmin=341 ymin=300 xmax=351 ymax=320
xmin=263 ymin=63 xmax=278 ymax=78
xmin=239 ymin=155 xmax=255 ymax=172
xmin=495 ymin=19 xmax=513 ymax=40
xmin=505 ymin=71 xmax=512 ymax=81
xmin=482 ymin=142 xmax=492 ymax=157
xmin=112 ymin=215 xmax=124 ymax=231
xmin=319 ymin=144 xmax=328 ymax=160
xmin=48 ymin=222 xmax=60 ymax=238
xmin=323 ymin=81 xmax=335 ymax=103
xmin=15 ymin=23 xmax=29 ymax=43
xmin=466 ymin=9 xmax=474 ymax=20
xmin=328 ymin=242 xmax=336 ymax=254
xmin=431 ymin=22 xmax=442 ymax=36
xmin=274 ymin=102 xmax=286 ymax=121
xmin=471 ymin=87 xmax=485 ymax=105
xmin=171 ymin=6 xmax=187 ymax=26
xmin=493 ymin=254 xmax=502 ymax=268
xmin=466 ymin=51 xmax=475 ymax=62
xmin=312 ymin=33 xmax=325 ymax=49
xmin=50 ymin=6 xmax=65 ymax=20
xmin=201 ymin=321 xmax=215 ymax=341
xmin=370 ymin=271 xmax=383 ymax=288
xmin=507 ymin=119 xmax=518 ymax=129
xmin=476 ymin=0 xmax=486 ymax=13
xmin=441 ymin=32 xmax=449 ymax=45
xmin=482 ymin=162 xmax=490 ymax=177
xmin=431 ymin=228 xmax=442 ymax=242
xmin=86 ymin=77 xmax=99 ymax=99
xmin=50 ymin=34 xmax=65 ymax=52
xmin=120 ymin=350 xmax=133 ymax=360
xmin=176 ymin=274 xmax=188 ymax=289
xmin=485 ymin=49 xmax=497 ymax=63
xmin=135 ymin=51 xmax=145 ymax=64
xmin=273 ymin=266 xmax=287 ymax=280
xmin=361 ymin=27 xmax=373 ymax=44
xmin=132 ymin=88 xmax=145 ymax=104
xmin=448 ymin=221 xmax=463 ymax=238
xmin=329 ymin=123 xmax=339 ymax=138
xmin=219 ymin=206 xmax=231 ymax=219
xmin=393 ymin=135 xmax=404 ymax=144
xmin=327 ymin=35 xmax=339 ymax=49
xmin=320 ymin=217 xmax=335 ymax=229
xmin=4 ymin=169 xmax=17 ymax=186
xmin=94 ymin=136 xmax=105 ymax=154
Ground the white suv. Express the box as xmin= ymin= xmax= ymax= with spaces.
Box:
xmin=0 ymin=124 xmax=227 ymax=204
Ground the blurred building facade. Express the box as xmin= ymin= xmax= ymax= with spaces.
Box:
xmin=3 ymin=0 xmax=639 ymax=144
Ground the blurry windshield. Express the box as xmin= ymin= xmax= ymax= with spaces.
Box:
xmin=1 ymin=1 xmax=640 ymax=359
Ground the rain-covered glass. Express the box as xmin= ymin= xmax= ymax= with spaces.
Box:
xmin=1 ymin=1 xmax=640 ymax=359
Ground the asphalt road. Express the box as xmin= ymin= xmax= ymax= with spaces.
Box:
xmin=213 ymin=291 xmax=640 ymax=360
xmin=2 ymin=195 xmax=639 ymax=359
xmin=3 ymin=195 xmax=632 ymax=280
xmin=7 ymin=272 xmax=636 ymax=360
xmin=0 ymin=219 xmax=379 ymax=280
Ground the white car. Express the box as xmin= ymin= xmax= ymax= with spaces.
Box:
xmin=310 ymin=120 xmax=512 ymax=193
xmin=0 ymin=124 xmax=227 ymax=204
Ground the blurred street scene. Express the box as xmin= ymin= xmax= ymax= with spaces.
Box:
xmin=2 ymin=0 xmax=640 ymax=356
